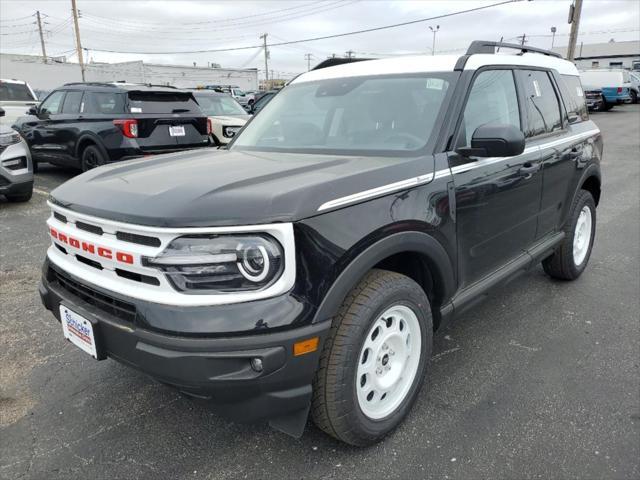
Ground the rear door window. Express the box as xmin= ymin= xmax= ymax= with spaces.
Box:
xmin=127 ymin=92 xmax=200 ymax=114
xmin=39 ymin=91 xmax=66 ymax=115
xmin=519 ymin=70 xmax=562 ymax=137
xmin=83 ymin=92 xmax=125 ymax=114
xmin=62 ymin=91 xmax=84 ymax=114
xmin=558 ymin=75 xmax=588 ymax=123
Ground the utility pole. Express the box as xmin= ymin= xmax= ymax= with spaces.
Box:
xmin=71 ymin=0 xmax=85 ymax=81
xmin=550 ymin=26 xmax=557 ymax=49
xmin=36 ymin=11 xmax=47 ymax=63
xmin=516 ymin=33 xmax=527 ymax=46
xmin=260 ymin=33 xmax=269 ymax=89
xmin=566 ymin=0 xmax=583 ymax=61
xmin=429 ymin=25 xmax=439 ymax=55
xmin=304 ymin=53 xmax=312 ymax=71
xmin=345 ymin=50 xmax=355 ymax=58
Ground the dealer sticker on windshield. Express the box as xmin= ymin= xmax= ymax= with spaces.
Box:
xmin=60 ymin=305 xmax=98 ymax=359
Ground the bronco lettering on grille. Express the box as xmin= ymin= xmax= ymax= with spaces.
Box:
xmin=50 ymin=227 xmax=134 ymax=265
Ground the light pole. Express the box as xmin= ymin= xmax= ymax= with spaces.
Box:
xmin=429 ymin=25 xmax=439 ymax=56
xmin=551 ymin=26 xmax=557 ymax=49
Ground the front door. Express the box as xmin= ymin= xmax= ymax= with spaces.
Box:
xmin=27 ymin=90 xmax=66 ymax=163
xmin=449 ymin=68 xmax=543 ymax=288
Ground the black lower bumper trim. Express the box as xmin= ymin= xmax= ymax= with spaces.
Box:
xmin=39 ymin=267 xmax=330 ymax=427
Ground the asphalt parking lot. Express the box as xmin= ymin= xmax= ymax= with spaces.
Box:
xmin=1 ymin=104 xmax=639 ymax=480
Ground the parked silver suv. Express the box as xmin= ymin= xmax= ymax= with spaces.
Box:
xmin=0 ymin=108 xmax=33 ymax=202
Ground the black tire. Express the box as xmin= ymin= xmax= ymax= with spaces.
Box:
xmin=631 ymin=90 xmax=638 ymax=104
xmin=81 ymin=144 xmax=105 ymax=172
xmin=311 ymin=269 xmax=433 ymax=446
xmin=32 ymin=158 xmax=39 ymax=173
xmin=6 ymin=190 xmax=33 ymax=202
xmin=542 ymin=190 xmax=596 ymax=280
xmin=602 ymin=97 xmax=614 ymax=111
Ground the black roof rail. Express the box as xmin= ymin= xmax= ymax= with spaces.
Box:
xmin=466 ymin=40 xmax=562 ymax=58
xmin=63 ymin=82 xmax=118 ymax=87
xmin=312 ymin=57 xmax=371 ymax=71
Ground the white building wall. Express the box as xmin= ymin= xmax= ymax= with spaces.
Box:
xmin=1 ymin=54 xmax=258 ymax=92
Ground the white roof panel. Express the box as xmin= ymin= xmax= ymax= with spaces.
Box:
xmin=291 ymin=50 xmax=580 ymax=85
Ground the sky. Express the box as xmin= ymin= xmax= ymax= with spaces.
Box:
xmin=1 ymin=0 xmax=638 ymax=79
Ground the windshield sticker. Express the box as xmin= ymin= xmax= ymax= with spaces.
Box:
xmin=130 ymin=107 xmax=142 ymax=113
xmin=532 ymin=79 xmax=542 ymax=97
xmin=426 ymin=78 xmax=444 ymax=90
xmin=576 ymin=86 xmax=584 ymax=97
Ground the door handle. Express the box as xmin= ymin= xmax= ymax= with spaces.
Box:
xmin=518 ymin=163 xmax=540 ymax=175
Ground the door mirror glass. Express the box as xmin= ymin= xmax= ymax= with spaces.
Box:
xmin=27 ymin=105 xmax=38 ymax=115
xmin=456 ymin=123 xmax=525 ymax=157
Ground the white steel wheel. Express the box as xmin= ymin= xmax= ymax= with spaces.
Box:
xmin=356 ymin=304 xmax=422 ymax=420
xmin=573 ymin=205 xmax=593 ymax=266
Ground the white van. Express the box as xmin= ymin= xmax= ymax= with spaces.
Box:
xmin=579 ymin=69 xmax=632 ymax=107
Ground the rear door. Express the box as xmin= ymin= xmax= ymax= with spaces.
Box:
xmin=515 ymin=69 xmax=577 ymax=238
xmin=126 ymin=91 xmax=208 ymax=152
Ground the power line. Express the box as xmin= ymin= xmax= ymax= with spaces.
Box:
xmin=83 ymin=0 xmax=521 ymax=55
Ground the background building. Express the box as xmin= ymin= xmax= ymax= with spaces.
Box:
xmin=552 ymin=40 xmax=640 ymax=69
xmin=0 ymin=53 xmax=259 ymax=94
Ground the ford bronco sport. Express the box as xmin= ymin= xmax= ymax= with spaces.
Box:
xmin=39 ymin=41 xmax=602 ymax=446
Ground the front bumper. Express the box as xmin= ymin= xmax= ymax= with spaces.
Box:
xmin=39 ymin=260 xmax=330 ymax=431
xmin=0 ymin=137 xmax=33 ymax=194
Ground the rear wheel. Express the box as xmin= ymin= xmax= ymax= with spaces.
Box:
xmin=81 ymin=145 xmax=105 ymax=172
xmin=543 ymin=190 xmax=596 ymax=280
xmin=631 ymin=90 xmax=638 ymax=104
xmin=311 ymin=269 xmax=432 ymax=446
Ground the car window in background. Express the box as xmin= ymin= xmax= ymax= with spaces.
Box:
xmin=559 ymin=75 xmax=588 ymax=123
xmin=127 ymin=92 xmax=200 ymax=114
xmin=62 ymin=91 xmax=84 ymax=114
xmin=0 ymin=82 xmax=36 ymax=101
xmin=39 ymin=91 xmax=66 ymax=115
xmin=459 ymin=69 xmax=520 ymax=147
xmin=233 ymin=74 xmax=454 ymax=154
xmin=195 ymin=95 xmax=246 ymax=116
xmin=82 ymin=92 xmax=125 ymax=114
xmin=520 ymin=70 xmax=562 ymax=137
xmin=232 ymin=89 xmax=246 ymax=97
xmin=252 ymin=92 xmax=275 ymax=113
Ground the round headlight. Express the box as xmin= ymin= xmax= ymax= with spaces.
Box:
xmin=237 ymin=244 xmax=270 ymax=282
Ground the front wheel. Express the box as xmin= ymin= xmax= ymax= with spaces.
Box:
xmin=543 ymin=189 xmax=596 ymax=280
xmin=630 ymin=90 xmax=638 ymax=104
xmin=311 ymin=269 xmax=432 ymax=446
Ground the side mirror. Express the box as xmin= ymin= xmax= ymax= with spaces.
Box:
xmin=456 ymin=123 xmax=525 ymax=158
xmin=0 ymin=107 xmax=5 ymax=117
xmin=28 ymin=105 xmax=39 ymax=115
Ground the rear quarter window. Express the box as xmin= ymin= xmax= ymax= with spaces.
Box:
xmin=559 ymin=75 xmax=588 ymax=123
xmin=83 ymin=92 xmax=126 ymax=114
xmin=127 ymin=92 xmax=200 ymax=114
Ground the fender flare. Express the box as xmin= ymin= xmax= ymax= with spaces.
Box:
xmin=312 ymin=231 xmax=456 ymax=324
xmin=75 ymin=133 xmax=109 ymax=161
xmin=574 ymin=163 xmax=602 ymax=204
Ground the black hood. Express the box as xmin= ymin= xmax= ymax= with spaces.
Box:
xmin=50 ymin=148 xmax=435 ymax=227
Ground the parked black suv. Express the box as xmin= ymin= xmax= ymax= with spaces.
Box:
xmin=39 ymin=42 xmax=602 ymax=446
xmin=13 ymin=83 xmax=210 ymax=171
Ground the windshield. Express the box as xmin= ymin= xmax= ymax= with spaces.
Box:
xmin=0 ymin=82 xmax=36 ymax=102
xmin=232 ymin=73 xmax=454 ymax=154
xmin=195 ymin=94 xmax=246 ymax=116
xmin=232 ymin=89 xmax=246 ymax=97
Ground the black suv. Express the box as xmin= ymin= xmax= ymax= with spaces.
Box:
xmin=38 ymin=42 xmax=602 ymax=446
xmin=13 ymin=83 xmax=210 ymax=171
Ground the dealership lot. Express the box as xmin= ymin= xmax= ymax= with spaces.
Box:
xmin=1 ymin=104 xmax=639 ymax=479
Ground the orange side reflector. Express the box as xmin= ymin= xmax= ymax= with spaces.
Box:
xmin=293 ymin=337 xmax=319 ymax=356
